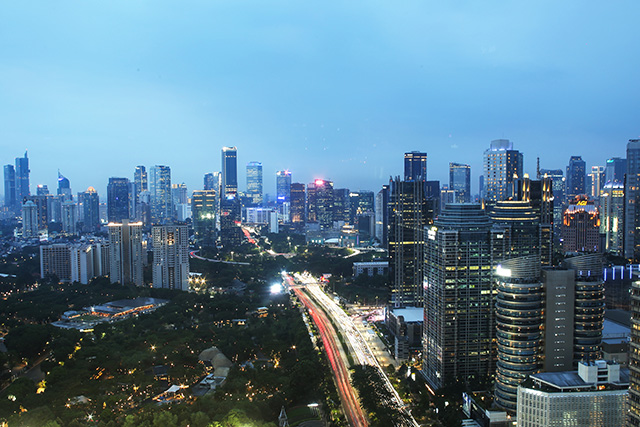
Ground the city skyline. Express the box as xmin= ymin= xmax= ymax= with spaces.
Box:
xmin=1 ymin=2 xmax=639 ymax=197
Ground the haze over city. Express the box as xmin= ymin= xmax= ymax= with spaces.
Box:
xmin=1 ymin=1 xmax=639 ymax=196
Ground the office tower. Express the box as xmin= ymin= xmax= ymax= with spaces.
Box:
xmin=23 ymin=195 xmax=48 ymax=231
xmin=587 ymin=166 xmax=604 ymax=199
xmin=423 ymin=204 xmax=495 ymax=391
xmin=626 ymin=139 xmax=640 ymax=261
xmin=348 ymin=191 xmax=375 ymax=224
xmin=171 ymin=183 xmax=188 ymax=212
xmin=47 ymin=194 xmax=62 ymax=223
xmin=388 ymin=177 xmax=432 ymax=308
xmin=600 ymin=183 xmax=625 ymax=255
xmin=149 ymin=165 xmax=172 ymax=224
xmin=152 ymin=224 xmax=189 ymax=291
xmin=61 ymin=201 xmax=77 ymax=235
xmin=565 ymin=156 xmax=586 ymax=202
xmin=449 ymin=162 xmax=471 ymax=203
xmin=133 ymin=166 xmax=147 ymax=220
xmin=562 ymin=196 xmax=600 ymax=253
xmin=3 ymin=165 xmax=16 ymax=209
xmin=276 ymin=170 xmax=292 ymax=204
xmin=57 ymin=171 xmax=71 ymax=201
xmin=518 ymin=361 xmax=628 ymax=427
xmin=289 ymin=183 xmax=305 ymax=228
xmin=192 ymin=190 xmax=217 ymax=247
xmin=605 ymin=157 xmax=626 ymax=185
xmin=333 ymin=188 xmax=350 ymax=223
xmin=246 ymin=162 xmax=263 ymax=205
xmin=220 ymin=197 xmax=242 ymax=246
xmin=629 ymin=275 xmax=640 ymax=426
xmin=478 ymin=175 xmax=484 ymax=200
xmin=22 ymin=200 xmax=38 ymax=238
xmin=107 ymin=177 xmax=131 ymax=223
xmin=108 ymin=219 xmax=144 ymax=286
xmin=482 ymin=139 xmax=523 ymax=203
xmin=440 ymin=185 xmax=456 ymax=206
xmin=307 ymin=179 xmax=334 ymax=229
xmin=375 ymin=185 xmax=389 ymax=246
xmin=36 ymin=185 xmax=49 ymax=196
xmin=540 ymin=168 xmax=565 ymax=235
xmin=404 ymin=151 xmax=427 ymax=182
xmin=204 ymin=172 xmax=221 ymax=192
xmin=77 ymin=187 xmax=100 ymax=232
xmin=15 ymin=151 xmax=30 ymax=202
xmin=221 ymin=147 xmax=238 ymax=198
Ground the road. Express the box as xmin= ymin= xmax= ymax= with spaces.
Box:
xmin=189 ymin=250 xmax=250 ymax=266
xmin=286 ymin=274 xmax=368 ymax=427
xmin=291 ymin=273 xmax=419 ymax=427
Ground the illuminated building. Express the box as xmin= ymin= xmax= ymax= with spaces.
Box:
xmin=3 ymin=165 xmax=16 ymax=210
xmin=204 ymin=172 xmax=220 ymax=192
xmin=221 ymin=147 xmax=238 ymax=198
xmin=107 ymin=177 xmax=130 ymax=222
xmin=220 ymin=196 xmax=242 ymax=246
xmin=22 ymin=195 xmax=48 ymax=231
xmin=149 ymin=165 xmax=172 ymax=224
xmin=15 ymin=151 xmax=30 ymax=203
xmin=40 ymin=244 xmax=71 ymax=281
xmin=629 ymin=277 xmax=640 ymax=426
xmin=539 ymin=168 xmax=564 ymax=238
xmin=133 ymin=165 xmax=147 ymax=220
xmin=404 ymin=151 xmax=427 ymax=182
xmin=333 ymin=188 xmax=350 ymax=223
xmin=517 ymin=361 xmax=628 ymax=427
xmin=565 ymin=156 xmax=586 ymax=203
xmin=600 ymin=182 xmax=625 ymax=255
xmin=36 ymin=184 xmax=49 ymax=196
xmin=423 ymin=204 xmax=496 ymax=390
xmin=289 ymin=183 xmax=305 ymax=228
xmin=22 ymin=200 xmax=38 ymax=238
xmin=61 ymin=200 xmax=77 ymax=235
xmin=276 ymin=170 xmax=291 ymax=204
xmin=449 ymin=162 xmax=471 ymax=203
xmin=77 ymin=187 xmax=100 ymax=232
xmin=348 ymin=190 xmax=374 ymax=224
xmin=192 ymin=190 xmax=217 ymax=247
xmin=171 ymin=183 xmax=188 ymax=209
xmin=152 ymin=224 xmax=189 ymax=291
xmin=57 ymin=171 xmax=71 ymax=201
xmin=246 ymin=162 xmax=263 ymax=205
xmin=108 ymin=219 xmax=144 ymax=286
xmin=625 ymin=139 xmax=640 ymax=262
xmin=307 ymin=179 xmax=334 ymax=229
xmin=375 ymin=184 xmax=389 ymax=246
xmin=562 ymin=196 xmax=600 ymax=253
xmin=482 ymin=139 xmax=523 ymax=203
xmin=605 ymin=157 xmax=626 ymax=185
xmin=587 ymin=165 xmax=604 ymax=199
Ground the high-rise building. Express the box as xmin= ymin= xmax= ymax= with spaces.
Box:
xmin=23 ymin=195 xmax=48 ymax=231
xmin=628 ymin=276 xmax=640 ymax=426
xmin=191 ymin=190 xmax=217 ymax=247
xmin=540 ymin=168 xmax=565 ymax=236
xmin=107 ymin=177 xmax=131 ymax=223
xmin=482 ymin=139 xmax=523 ymax=203
xmin=36 ymin=185 xmax=49 ymax=196
xmin=61 ymin=201 xmax=77 ymax=235
xmin=449 ymin=162 xmax=471 ymax=203
xmin=389 ymin=177 xmax=433 ymax=308
xmin=220 ymin=197 xmax=242 ymax=247
xmin=587 ymin=165 xmax=605 ymax=199
xmin=375 ymin=185 xmax=389 ymax=246
xmin=333 ymin=188 xmax=350 ymax=223
xmin=565 ymin=156 xmax=586 ymax=202
xmin=562 ymin=196 xmax=600 ymax=253
xmin=601 ymin=182 xmax=625 ymax=255
xmin=289 ymin=183 xmax=305 ymax=228
xmin=133 ymin=166 xmax=147 ymax=220
xmin=246 ymin=162 xmax=263 ymax=205
xmin=204 ymin=172 xmax=221 ymax=192
xmin=152 ymin=224 xmax=189 ymax=291
xmin=276 ymin=170 xmax=292 ymax=205
xmin=307 ymin=179 xmax=334 ymax=229
xmin=57 ymin=171 xmax=71 ymax=201
xmin=21 ymin=200 xmax=38 ymax=238
xmin=149 ymin=165 xmax=172 ymax=224
xmin=221 ymin=147 xmax=238 ymax=198
xmin=15 ymin=151 xmax=30 ymax=203
xmin=171 ymin=183 xmax=188 ymax=210
xmin=625 ymin=139 xmax=640 ymax=262
xmin=3 ymin=165 xmax=16 ymax=210
xmin=108 ymin=219 xmax=144 ymax=286
xmin=404 ymin=151 xmax=427 ymax=182
xmin=604 ymin=157 xmax=626 ymax=185
xmin=423 ymin=204 xmax=496 ymax=390
xmin=348 ymin=191 xmax=375 ymax=224
xmin=78 ymin=187 xmax=100 ymax=232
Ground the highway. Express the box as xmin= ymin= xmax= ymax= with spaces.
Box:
xmin=287 ymin=272 xmax=419 ymax=427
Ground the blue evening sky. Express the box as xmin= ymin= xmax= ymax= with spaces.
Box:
xmin=1 ymin=1 xmax=639 ymax=198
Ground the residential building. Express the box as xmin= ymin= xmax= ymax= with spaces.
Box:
xmin=152 ymin=224 xmax=189 ymax=291
xmin=78 ymin=187 xmax=100 ymax=232
xmin=21 ymin=200 xmax=39 ymax=238
xmin=108 ymin=219 xmax=144 ymax=286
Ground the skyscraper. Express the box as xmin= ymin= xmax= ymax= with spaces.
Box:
xmin=348 ymin=191 xmax=375 ymax=224
xmin=482 ymin=139 xmax=523 ymax=203
xmin=562 ymin=196 xmax=600 ymax=253
xmin=191 ymin=190 xmax=217 ymax=247
xmin=221 ymin=147 xmax=238 ymax=198
xmin=289 ymin=183 xmax=305 ymax=228
xmin=57 ymin=171 xmax=71 ymax=201
xmin=61 ymin=201 xmax=77 ymax=235
xmin=204 ymin=172 xmax=221 ymax=192
xmin=587 ymin=165 xmax=604 ymax=199
xmin=306 ymin=179 xmax=334 ymax=229
xmin=246 ymin=162 xmax=263 ymax=205
xmin=625 ymin=139 xmax=640 ymax=262
xmin=449 ymin=162 xmax=471 ymax=203
xmin=404 ymin=151 xmax=427 ymax=182
xmin=149 ymin=165 xmax=172 ymax=224
xmin=107 ymin=177 xmax=131 ymax=223
xmin=3 ymin=165 xmax=16 ymax=209
xmin=600 ymin=182 xmax=624 ymax=255
xmin=276 ymin=170 xmax=292 ymax=204
xmin=220 ymin=197 xmax=242 ymax=246
xmin=21 ymin=200 xmax=38 ymax=238
xmin=333 ymin=188 xmax=350 ymax=223
xmin=78 ymin=187 xmax=100 ymax=232
xmin=152 ymin=224 xmax=189 ymax=291
xmin=133 ymin=166 xmax=147 ymax=220
xmin=108 ymin=219 xmax=144 ymax=286
xmin=540 ymin=168 xmax=565 ymax=237
xmin=375 ymin=185 xmax=389 ymax=246
xmin=423 ymin=204 xmax=496 ymax=390
xmin=628 ymin=276 xmax=640 ymax=426
xmin=565 ymin=156 xmax=586 ymax=202
xmin=15 ymin=152 xmax=30 ymax=203
xmin=604 ymin=157 xmax=626 ymax=185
